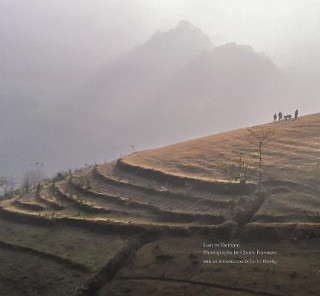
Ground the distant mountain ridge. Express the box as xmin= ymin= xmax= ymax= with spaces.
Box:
xmin=91 ymin=22 xmax=288 ymax=145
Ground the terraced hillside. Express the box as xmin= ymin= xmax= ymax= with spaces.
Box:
xmin=120 ymin=112 xmax=320 ymax=234
xmin=0 ymin=113 xmax=319 ymax=295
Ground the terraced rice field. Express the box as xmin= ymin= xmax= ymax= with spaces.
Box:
xmin=2 ymin=114 xmax=318 ymax=235
xmin=0 ymin=113 xmax=319 ymax=295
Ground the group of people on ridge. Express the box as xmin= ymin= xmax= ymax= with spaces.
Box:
xmin=273 ymin=109 xmax=299 ymax=122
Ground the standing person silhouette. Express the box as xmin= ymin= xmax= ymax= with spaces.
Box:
xmin=295 ymin=109 xmax=299 ymax=119
xmin=278 ymin=111 xmax=283 ymax=121
xmin=273 ymin=113 xmax=277 ymax=122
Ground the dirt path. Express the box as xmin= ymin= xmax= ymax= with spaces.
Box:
xmin=75 ymin=230 xmax=161 ymax=296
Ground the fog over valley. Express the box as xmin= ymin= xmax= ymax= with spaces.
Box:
xmin=1 ymin=0 xmax=320 ymax=180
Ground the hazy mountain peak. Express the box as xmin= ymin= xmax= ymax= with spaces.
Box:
xmin=90 ymin=20 xmax=214 ymax=108
xmin=177 ymin=19 xmax=194 ymax=28
xmin=144 ymin=20 xmax=213 ymax=51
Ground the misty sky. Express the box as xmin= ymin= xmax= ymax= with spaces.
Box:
xmin=1 ymin=0 xmax=320 ymax=180
xmin=2 ymin=0 xmax=320 ymax=67
xmin=145 ymin=0 xmax=320 ymax=66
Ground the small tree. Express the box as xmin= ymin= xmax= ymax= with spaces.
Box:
xmin=0 ymin=176 xmax=17 ymax=195
xmin=216 ymin=152 xmax=250 ymax=218
xmin=247 ymin=126 xmax=278 ymax=194
xmin=216 ymin=152 xmax=250 ymax=186
xmin=23 ymin=178 xmax=30 ymax=194
xmin=23 ymin=162 xmax=45 ymax=192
